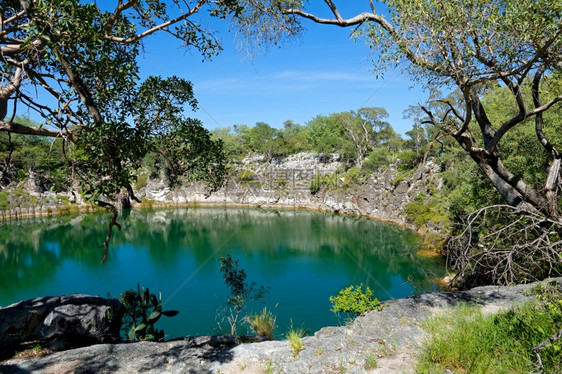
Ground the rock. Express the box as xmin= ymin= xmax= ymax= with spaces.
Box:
xmin=0 ymin=336 xmax=240 ymax=374
xmin=0 ymin=294 xmax=124 ymax=358
xmin=3 ymin=279 xmax=559 ymax=374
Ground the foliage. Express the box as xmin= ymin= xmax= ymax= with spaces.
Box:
xmin=329 ymin=283 xmax=382 ymax=317
xmin=237 ymin=168 xmax=257 ymax=182
xmin=245 ymin=307 xmax=276 ymax=340
xmin=340 ymin=167 xmax=368 ymax=189
xmin=120 ymin=284 xmax=179 ymax=342
xmin=404 ymin=193 xmax=450 ymax=230
xmin=417 ymin=295 xmax=562 ymax=373
xmin=218 ymin=254 xmax=268 ymax=335
xmin=1 ymin=0 xmax=274 ymax=260
xmin=309 ymin=172 xmax=338 ymax=195
xmin=269 ymin=0 xmax=562 ymax=286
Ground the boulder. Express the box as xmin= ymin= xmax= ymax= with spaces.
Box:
xmin=0 ymin=294 xmax=124 ymax=358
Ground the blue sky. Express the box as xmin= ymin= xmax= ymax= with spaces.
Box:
xmin=11 ymin=2 xmax=430 ymax=136
xmin=137 ymin=3 xmax=429 ymax=136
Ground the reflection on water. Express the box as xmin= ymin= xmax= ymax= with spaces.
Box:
xmin=0 ymin=207 xmax=445 ymax=337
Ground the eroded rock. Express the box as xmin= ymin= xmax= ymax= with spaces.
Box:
xmin=0 ymin=294 xmax=124 ymax=358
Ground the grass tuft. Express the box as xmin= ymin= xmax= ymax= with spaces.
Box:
xmin=245 ymin=307 xmax=276 ymax=340
xmin=286 ymin=326 xmax=306 ymax=356
xmin=416 ymin=295 xmax=562 ymax=373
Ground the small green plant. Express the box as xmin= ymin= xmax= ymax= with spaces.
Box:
xmin=218 ymin=254 xmax=268 ymax=335
xmin=286 ymin=325 xmax=307 ymax=356
xmin=330 ymin=283 xmax=382 ymax=317
xmin=264 ymin=360 xmax=274 ymax=374
xmin=364 ymin=352 xmax=378 ymax=370
xmin=245 ymin=307 xmax=276 ymax=340
xmin=120 ymin=284 xmax=179 ymax=341
xmin=338 ymin=361 xmax=347 ymax=373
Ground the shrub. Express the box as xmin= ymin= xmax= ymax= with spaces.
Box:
xmin=364 ymin=353 xmax=378 ymax=370
xmin=245 ymin=307 xmax=276 ymax=340
xmin=330 ymin=283 xmax=382 ymax=317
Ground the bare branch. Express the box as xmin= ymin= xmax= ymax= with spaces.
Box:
xmin=282 ymin=5 xmax=439 ymax=73
xmin=0 ymin=119 xmax=76 ymax=142
xmin=96 ymin=200 xmax=122 ymax=264
xmin=104 ymin=0 xmax=136 ymax=36
xmin=105 ymin=1 xmax=207 ymax=44
xmin=447 ymin=205 xmax=562 ymax=287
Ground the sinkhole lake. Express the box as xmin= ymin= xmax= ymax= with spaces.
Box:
xmin=0 ymin=207 xmax=445 ymax=338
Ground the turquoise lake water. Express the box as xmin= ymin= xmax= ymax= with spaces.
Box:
xmin=0 ymin=207 xmax=445 ymax=338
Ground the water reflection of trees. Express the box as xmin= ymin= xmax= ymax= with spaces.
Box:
xmin=0 ymin=208 xmax=445 ymax=303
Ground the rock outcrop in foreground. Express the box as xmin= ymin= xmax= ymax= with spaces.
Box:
xmin=0 ymin=294 xmax=124 ymax=359
xmin=3 ymin=279 xmax=559 ymax=374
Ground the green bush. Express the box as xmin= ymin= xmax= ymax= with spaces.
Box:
xmin=329 ymin=283 xmax=382 ymax=317
xmin=396 ymin=149 xmax=422 ymax=171
xmin=134 ymin=172 xmax=149 ymax=190
xmin=404 ymin=194 xmax=450 ymax=229
xmin=309 ymin=177 xmax=321 ymax=195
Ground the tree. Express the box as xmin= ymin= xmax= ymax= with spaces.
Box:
xmin=307 ymin=107 xmax=397 ymax=166
xmin=0 ymin=0 xmax=276 ymax=262
xmin=274 ymin=0 xmax=562 ymax=221
xmin=278 ymin=120 xmax=309 ymax=155
xmin=307 ymin=113 xmax=349 ymax=157
xmin=256 ymin=0 xmax=562 ymax=286
xmin=218 ymin=254 xmax=268 ymax=335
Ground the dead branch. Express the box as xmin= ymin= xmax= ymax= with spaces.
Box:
xmin=446 ymin=205 xmax=562 ymax=288
xmin=96 ymin=199 xmax=122 ymax=264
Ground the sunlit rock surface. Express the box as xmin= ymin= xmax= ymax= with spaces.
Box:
xmin=3 ymin=279 xmax=559 ymax=374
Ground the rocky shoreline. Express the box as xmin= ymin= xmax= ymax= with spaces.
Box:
xmin=1 ymin=154 xmax=445 ymax=237
xmin=2 ymin=278 xmax=559 ymax=374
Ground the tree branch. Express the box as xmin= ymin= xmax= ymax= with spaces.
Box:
xmin=54 ymin=50 xmax=102 ymax=125
xmin=0 ymin=119 xmax=77 ymax=142
xmin=105 ymin=1 xmax=206 ymax=44
xmin=96 ymin=200 xmax=122 ymax=264
xmin=282 ymin=5 xmax=439 ymax=73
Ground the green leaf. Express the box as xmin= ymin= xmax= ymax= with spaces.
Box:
xmin=135 ymin=322 xmax=147 ymax=332
xmin=147 ymin=310 xmax=162 ymax=324
xmin=128 ymin=327 xmax=137 ymax=341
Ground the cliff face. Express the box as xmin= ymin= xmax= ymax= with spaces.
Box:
xmin=137 ymin=153 xmax=442 ymax=231
xmin=0 ymin=153 xmax=446 ymax=241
